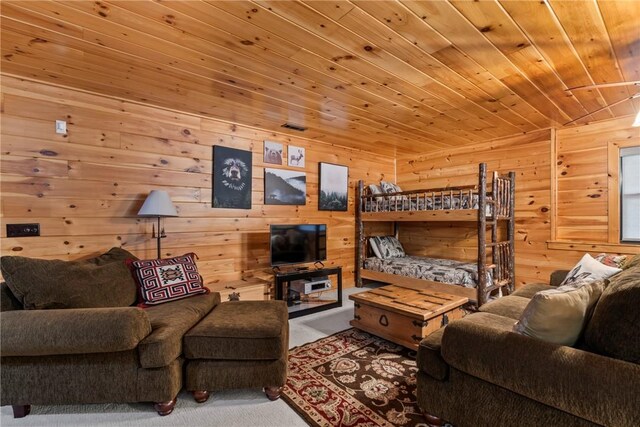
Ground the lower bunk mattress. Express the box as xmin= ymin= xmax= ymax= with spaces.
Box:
xmin=363 ymin=256 xmax=491 ymax=288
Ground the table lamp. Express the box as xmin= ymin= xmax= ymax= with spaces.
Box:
xmin=138 ymin=190 xmax=178 ymax=259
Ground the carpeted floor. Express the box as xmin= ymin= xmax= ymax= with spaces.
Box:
xmin=0 ymin=287 xmax=378 ymax=427
xmin=283 ymin=328 xmax=424 ymax=427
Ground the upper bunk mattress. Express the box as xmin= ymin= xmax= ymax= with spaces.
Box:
xmin=364 ymin=256 xmax=490 ymax=288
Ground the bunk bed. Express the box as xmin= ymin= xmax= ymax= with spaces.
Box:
xmin=355 ymin=163 xmax=515 ymax=307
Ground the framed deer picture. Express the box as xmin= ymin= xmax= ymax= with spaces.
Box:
xmin=287 ymin=145 xmax=305 ymax=168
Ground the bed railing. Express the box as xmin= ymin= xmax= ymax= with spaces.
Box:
xmin=359 ymin=168 xmax=513 ymax=219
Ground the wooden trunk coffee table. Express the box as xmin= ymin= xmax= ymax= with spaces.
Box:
xmin=349 ymin=285 xmax=468 ymax=350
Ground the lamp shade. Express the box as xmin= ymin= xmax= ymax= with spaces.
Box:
xmin=138 ymin=190 xmax=178 ymax=217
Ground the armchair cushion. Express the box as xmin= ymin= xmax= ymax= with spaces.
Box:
xmin=584 ymin=265 xmax=640 ymax=363
xmin=0 ymin=307 xmax=151 ymax=356
xmin=417 ymin=327 xmax=448 ymax=381
xmin=138 ymin=292 xmax=219 ymax=368
xmin=441 ymin=312 xmax=640 ymax=426
xmin=0 ymin=248 xmax=138 ymax=310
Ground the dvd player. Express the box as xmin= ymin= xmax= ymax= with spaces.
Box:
xmin=290 ymin=277 xmax=332 ymax=295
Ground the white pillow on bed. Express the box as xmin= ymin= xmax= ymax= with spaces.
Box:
xmin=369 ymin=236 xmax=405 ymax=259
xmin=379 ymin=181 xmax=402 ymax=194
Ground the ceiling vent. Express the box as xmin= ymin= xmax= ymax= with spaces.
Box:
xmin=281 ymin=122 xmax=307 ymax=132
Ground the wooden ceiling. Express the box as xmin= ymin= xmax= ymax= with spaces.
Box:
xmin=1 ymin=1 xmax=639 ymax=155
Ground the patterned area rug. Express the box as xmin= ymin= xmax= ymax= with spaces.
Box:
xmin=283 ymin=328 xmax=429 ymax=427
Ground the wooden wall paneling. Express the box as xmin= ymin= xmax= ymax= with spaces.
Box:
xmin=550 ymin=128 xmax=557 ymax=241
xmin=555 ymin=115 xmax=640 ymax=244
xmin=0 ymin=76 xmax=394 ymax=288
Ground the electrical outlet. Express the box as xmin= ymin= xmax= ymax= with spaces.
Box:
xmin=55 ymin=120 xmax=67 ymax=134
xmin=6 ymin=223 xmax=40 ymax=237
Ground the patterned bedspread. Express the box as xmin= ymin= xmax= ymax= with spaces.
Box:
xmin=364 ymin=256 xmax=492 ymax=288
xmin=363 ymin=194 xmax=492 ymax=214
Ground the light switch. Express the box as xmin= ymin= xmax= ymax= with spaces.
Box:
xmin=55 ymin=120 xmax=67 ymax=134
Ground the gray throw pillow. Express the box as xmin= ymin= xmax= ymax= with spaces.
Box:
xmin=1 ymin=247 xmax=139 ymax=310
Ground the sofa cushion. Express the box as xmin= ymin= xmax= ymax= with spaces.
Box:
xmin=478 ymin=295 xmax=530 ymax=320
xmin=184 ymin=300 xmax=288 ymax=361
xmin=0 ymin=248 xmax=138 ymax=310
xmin=417 ymin=327 xmax=448 ymax=381
xmin=1 ymin=307 xmax=151 ymax=356
xmin=584 ymin=265 xmax=640 ymax=364
xmin=128 ymin=253 xmax=209 ymax=306
xmin=560 ymin=253 xmax=621 ymax=286
xmin=137 ymin=292 xmax=219 ymax=368
xmin=510 ymin=283 xmax=553 ymax=299
xmin=514 ymin=280 xmax=606 ymax=346
xmin=1 ymin=283 xmax=22 ymax=312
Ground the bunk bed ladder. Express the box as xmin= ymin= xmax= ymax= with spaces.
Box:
xmin=356 ymin=180 xmax=364 ymax=287
xmin=477 ymin=163 xmax=488 ymax=306
xmin=508 ymin=171 xmax=516 ymax=294
xmin=483 ymin=170 xmax=517 ymax=301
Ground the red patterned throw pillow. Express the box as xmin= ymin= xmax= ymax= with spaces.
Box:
xmin=127 ymin=253 xmax=209 ymax=306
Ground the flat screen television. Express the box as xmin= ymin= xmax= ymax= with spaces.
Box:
xmin=270 ymin=224 xmax=327 ymax=266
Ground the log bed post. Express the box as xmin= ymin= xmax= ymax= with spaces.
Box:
xmin=508 ymin=171 xmax=516 ymax=294
xmin=356 ymin=180 xmax=364 ymax=287
xmin=477 ymin=163 xmax=488 ymax=306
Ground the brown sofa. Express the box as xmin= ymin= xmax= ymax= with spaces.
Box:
xmin=0 ymin=248 xmax=219 ymax=417
xmin=417 ymin=260 xmax=640 ymax=427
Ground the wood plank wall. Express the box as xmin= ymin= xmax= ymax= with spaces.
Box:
xmin=555 ymin=116 xmax=640 ymax=244
xmin=0 ymin=76 xmax=395 ymax=289
xmin=397 ymin=122 xmax=639 ymax=287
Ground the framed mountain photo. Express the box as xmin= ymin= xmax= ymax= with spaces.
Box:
xmin=264 ymin=168 xmax=306 ymax=205
xmin=319 ymin=162 xmax=348 ymax=211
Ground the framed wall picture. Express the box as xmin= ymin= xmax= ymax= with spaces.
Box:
xmin=212 ymin=145 xmax=252 ymax=209
xmin=319 ymin=162 xmax=348 ymax=211
xmin=287 ymin=145 xmax=305 ymax=168
xmin=263 ymin=140 xmax=283 ymax=165
xmin=264 ymin=168 xmax=306 ymax=205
